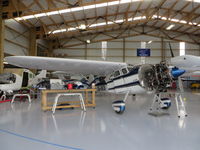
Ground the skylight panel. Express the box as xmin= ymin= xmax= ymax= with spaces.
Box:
xmin=166 ymin=24 xmax=175 ymax=30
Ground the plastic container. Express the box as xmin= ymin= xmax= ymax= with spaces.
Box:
xmin=67 ymin=83 xmax=73 ymax=89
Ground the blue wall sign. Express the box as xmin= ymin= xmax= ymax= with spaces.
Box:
xmin=137 ymin=48 xmax=151 ymax=57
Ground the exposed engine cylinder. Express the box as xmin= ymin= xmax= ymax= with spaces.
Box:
xmin=138 ymin=62 xmax=172 ymax=92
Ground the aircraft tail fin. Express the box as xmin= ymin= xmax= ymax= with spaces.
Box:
xmin=36 ymin=70 xmax=47 ymax=78
xmin=168 ymin=42 xmax=174 ymax=58
xmin=28 ymin=70 xmax=46 ymax=86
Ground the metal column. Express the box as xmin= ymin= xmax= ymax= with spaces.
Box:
xmin=29 ymin=28 xmax=37 ymax=56
xmin=0 ymin=4 xmax=5 ymax=74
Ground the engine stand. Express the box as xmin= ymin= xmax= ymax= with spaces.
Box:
xmin=149 ymin=92 xmax=187 ymax=117
xmin=175 ymin=93 xmax=187 ymax=118
xmin=149 ymin=93 xmax=168 ymax=116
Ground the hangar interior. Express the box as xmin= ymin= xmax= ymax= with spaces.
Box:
xmin=1 ymin=0 xmax=200 ymax=150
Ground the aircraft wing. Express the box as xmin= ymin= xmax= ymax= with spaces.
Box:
xmin=5 ymin=56 xmax=127 ymax=76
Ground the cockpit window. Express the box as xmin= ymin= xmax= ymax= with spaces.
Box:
xmin=131 ymin=66 xmax=139 ymax=74
xmin=114 ymin=71 xmax=120 ymax=77
xmin=29 ymin=74 xmax=32 ymax=78
xmin=122 ymin=68 xmax=128 ymax=74
xmin=110 ymin=74 xmax=114 ymax=80
xmin=128 ymin=67 xmax=132 ymax=72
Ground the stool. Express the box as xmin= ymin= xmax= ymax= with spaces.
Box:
xmin=52 ymin=93 xmax=86 ymax=114
xmin=11 ymin=94 xmax=31 ymax=104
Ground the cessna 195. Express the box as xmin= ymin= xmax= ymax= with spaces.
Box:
xmin=5 ymin=55 xmax=190 ymax=113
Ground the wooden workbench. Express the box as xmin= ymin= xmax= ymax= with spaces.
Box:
xmin=41 ymin=89 xmax=96 ymax=111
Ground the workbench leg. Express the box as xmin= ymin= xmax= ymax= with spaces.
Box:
xmin=41 ymin=91 xmax=47 ymax=111
xmin=85 ymin=91 xmax=88 ymax=104
xmin=92 ymin=91 xmax=96 ymax=108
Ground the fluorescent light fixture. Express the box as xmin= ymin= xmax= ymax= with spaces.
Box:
xmin=70 ymin=7 xmax=83 ymax=12
xmin=34 ymin=13 xmax=46 ymax=18
xmin=90 ymin=22 xmax=106 ymax=27
xmin=15 ymin=17 xmax=23 ymax=21
xmin=46 ymin=11 xmax=59 ymax=16
xmin=148 ymin=40 xmax=152 ymax=44
xmin=120 ymin=0 xmax=132 ymax=4
xmin=68 ymin=28 xmax=76 ymax=31
xmin=166 ymin=24 xmax=175 ymax=30
xmin=59 ymin=9 xmax=71 ymax=14
xmin=95 ymin=3 xmax=108 ymax=8
xmin=22 ymin=15 xmax=35 ymax=20
xmin=98 ymin=22 xmax=107 ymax=26
xmin=186 ymin=0 xmax=200 ymax=3
xmin=79 ymin=24 xmax=86 ymax=30
xmin=51 ymin=29 xmax=67 ymax=34
xmin=128 ymin=18 xmax=133 ymax=21
xmin=161 ymin=16 xmax=167 ymax=20
xmin=133 ymin=16 xmax=146 ymax=20
xmin=189 ymin=22 xmax=197 ymax=25
xmin=152 ymin=15 xmax=158 ymax=19
xmin=83 ymin=5 xmax=96 ymax=10
xmin=179 ymin=20 xmax=187 ymax=24
xmin=170 ymin=18 xmax=179 ymax=22
xmin=108 ymin=1 xmax=120 ymax=6
xmin=120 ymin=0 xmax=140 ymax=4
xmin=115 ymin=19 xmax=124 ymax=23
xmin=86 ymin=40 xmax=91 ymax=43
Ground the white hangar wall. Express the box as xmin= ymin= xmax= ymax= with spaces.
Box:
xmin=4 ymin=19 xmax=29 ymax=56
xmin=54 ymin=34 xmax=200 ymax=65
xmin=4 ymin=20 xmax=48 ymax=57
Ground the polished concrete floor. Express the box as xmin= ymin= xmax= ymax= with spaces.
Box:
xmin=0 ymin=91 xmax=200 ymax=150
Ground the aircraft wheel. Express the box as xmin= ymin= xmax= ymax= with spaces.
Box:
xmin=112 ymin=100 xmax=125 ymax=114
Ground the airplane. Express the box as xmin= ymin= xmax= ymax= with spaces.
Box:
xmin=0 ymin=69 xmax=46 ymax=100
xmin=5 ymin=55 xmax=189 ymax=114
xmin=171 ymin=55 xmax=200 ymax=72
xmin=167 ymin=42 xmax=200 ymax=74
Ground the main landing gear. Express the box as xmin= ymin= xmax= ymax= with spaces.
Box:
xmin=112 ymin=91 xmax=130 ymax=114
